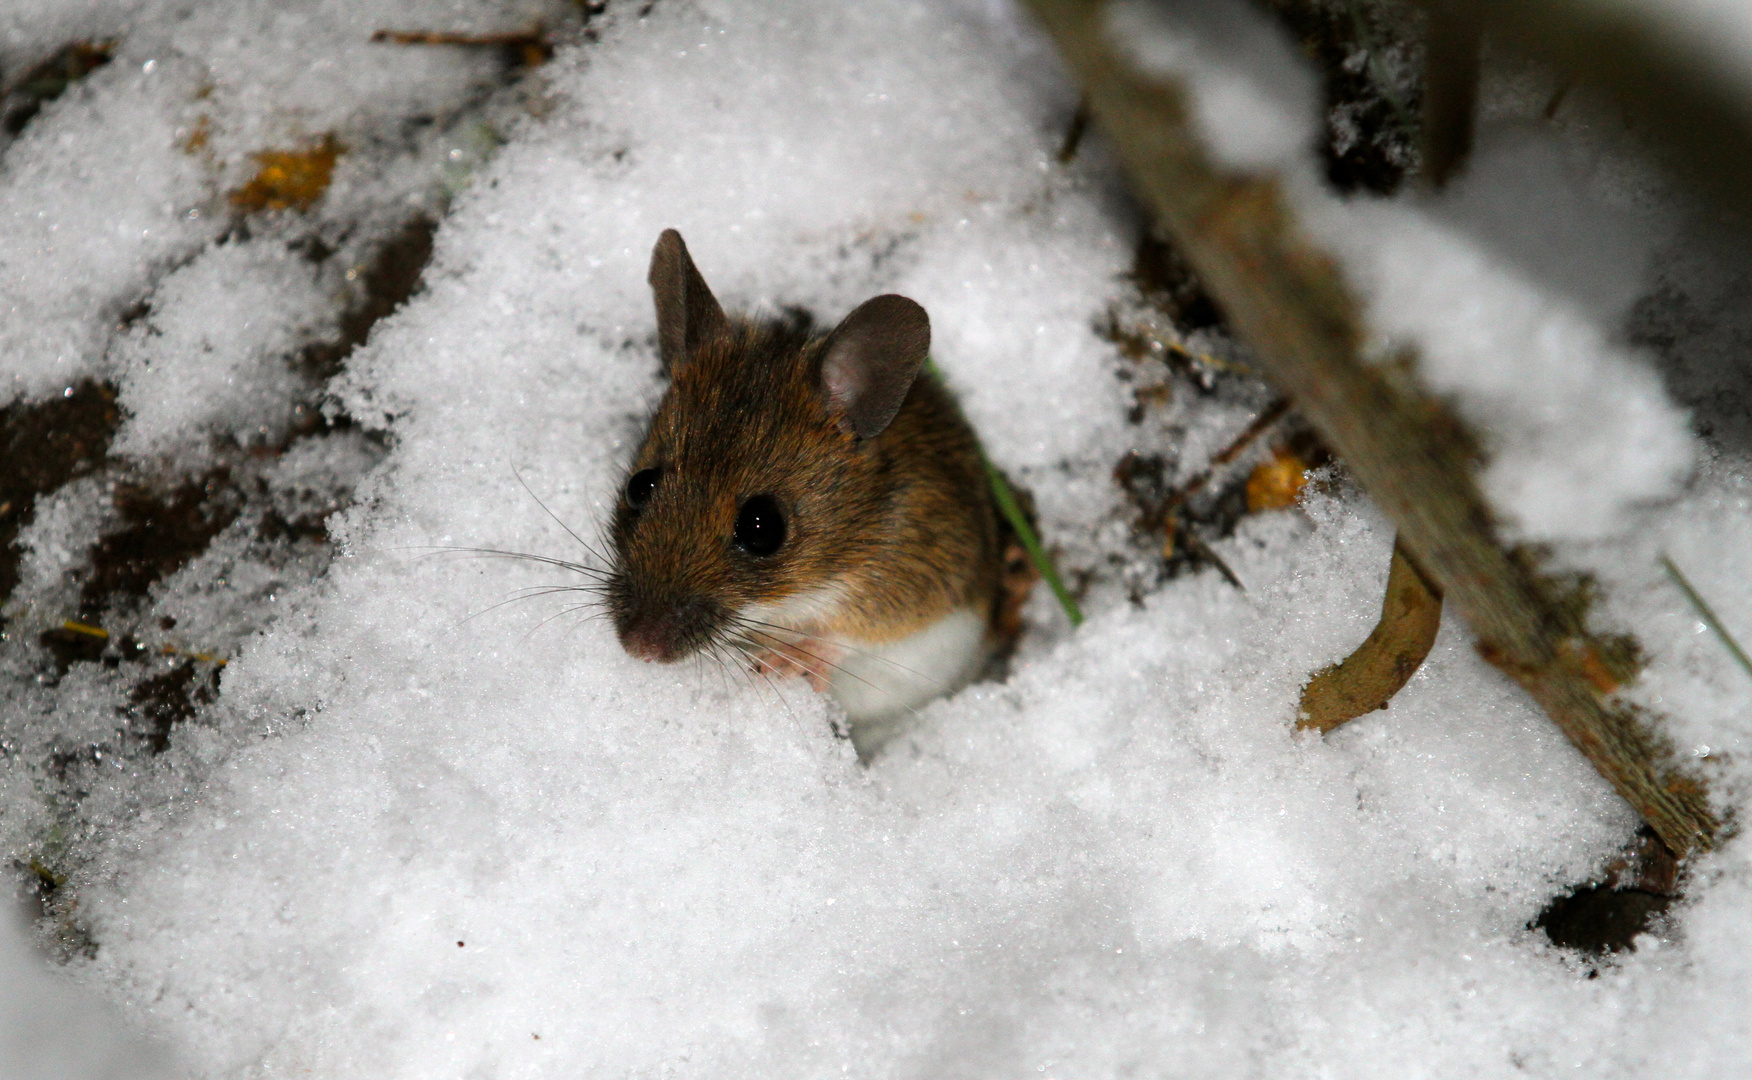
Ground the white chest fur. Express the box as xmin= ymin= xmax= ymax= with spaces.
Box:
xmin=828 ymin=605 xmax=991 ymax=754
xmin=737 ymin=589 xmax=993 ymax=757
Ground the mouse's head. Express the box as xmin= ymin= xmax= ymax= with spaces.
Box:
xmin=606 ymin=229 xmax=932 ymax=664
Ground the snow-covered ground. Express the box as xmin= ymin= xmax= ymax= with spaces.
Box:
xmin=3 ymin=0 xmax=1752 ymax=1076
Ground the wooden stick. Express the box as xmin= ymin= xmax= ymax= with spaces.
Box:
xmin=1019 ymin=0 xmax=1718 ymax=855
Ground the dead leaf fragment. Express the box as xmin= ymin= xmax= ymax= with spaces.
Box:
xmin=229 ymin=134 xmax=342 ymax=212
xmin=1298 ymin=536 xmax=1443 ymax=733
xmin=180 ymin=115 xmax=210 ymax=154
xmin=371 ymin=26 xmax=553 ymax=68
xmin=1246 ymin=446 xmax=1307 ymax=512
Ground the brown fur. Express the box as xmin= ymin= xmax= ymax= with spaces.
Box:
xmin=607 ymin=312 xmax=1003 ymax=660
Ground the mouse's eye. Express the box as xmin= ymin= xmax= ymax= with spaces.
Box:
xmin=625 ymin=467 xmax=661 ymax=509
xmin=734 ymin=494 xmax=786 ymax=556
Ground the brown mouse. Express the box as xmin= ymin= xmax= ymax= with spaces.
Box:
xmin=607 ymin=229 xmax=1023 ymax=754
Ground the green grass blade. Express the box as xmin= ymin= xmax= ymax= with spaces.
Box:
xmin=926 ymin=357 xmax=1083 ymax=628
xmin=1661 ymin=554 xmax=1752 ymax=684
xmin=984 ymin=454 xmax=1084 ymax=627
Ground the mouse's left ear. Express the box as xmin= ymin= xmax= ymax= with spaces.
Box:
xmin=820 ymin=295 xmax=931 ymax=439
xmin=649 ymin=229 xmax=729 ymax=374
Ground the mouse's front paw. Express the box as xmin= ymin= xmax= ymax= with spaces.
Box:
xmin=748 ymin=639 xmax=838 ymax=693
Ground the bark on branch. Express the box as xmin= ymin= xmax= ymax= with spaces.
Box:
xmin=1021 ymin=0 xmax=1718 ymax=855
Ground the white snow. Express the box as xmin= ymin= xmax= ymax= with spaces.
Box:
xmin=0 ymin=54 xmax=214 ymax=400
xmin=1309 ymin=191 xmax=1695 ymax=541
xmin=0 ymin=910 xmax=171 ymax=1080
xmin=1106 ymin=0 xmax=1319 ymax=172
xmin=2 ymin=0 xmax=1751 ymax=1077
xmin=112 ymin=240 xmax=331 ymax=456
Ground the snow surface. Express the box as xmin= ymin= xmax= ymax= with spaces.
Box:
xmin=1310 ymin=190 xmax=1694 ymax=541
xmin=0 ymin=909 xmax=171 ymax=1080
xmin=2 ymin=0 xmax=1752 ymax=1077
xmin=1106 ymin=0 xmax=1696 ymax=541
xmin=112 ymin=240 xmax=331 ymax=456
xmin=1106 ymin=0 xmax=1318 ymax=172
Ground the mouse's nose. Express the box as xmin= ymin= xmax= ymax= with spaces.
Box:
xmin=615 ymin=597 xmax=722 ymax=663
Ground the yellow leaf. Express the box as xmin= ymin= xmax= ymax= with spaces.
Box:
xmin=1245 ymin=446 xmax=1307 ymax=512
xmin=229 ymin=134 xmax=343 ymax=212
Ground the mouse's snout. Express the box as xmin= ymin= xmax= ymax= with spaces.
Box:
xmin=615 ymin=595 xmax=726 ymax=664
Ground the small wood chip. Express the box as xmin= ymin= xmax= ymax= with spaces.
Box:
xmin=229 ymin=134 xmax=343 ymax=213
xmin=1245 ymin=446 xmax=1307 ymax=512
xmin=1298 ymin=536 xmax=1443 ymax=733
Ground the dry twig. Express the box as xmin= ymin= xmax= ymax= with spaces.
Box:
xmin=1020 ymin=0 xmax=1718 ymax=855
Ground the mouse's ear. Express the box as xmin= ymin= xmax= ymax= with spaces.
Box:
xmin=820 ymin=295 xmax=931 ymax=439
xmin=648 ymin=229 xmax=729 ymax=373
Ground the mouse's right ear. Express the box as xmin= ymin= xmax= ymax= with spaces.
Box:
xmin=820 ymin=295 xmax=930 ymax=440
xmin=648 ymin=229 xmax=729 ymax=374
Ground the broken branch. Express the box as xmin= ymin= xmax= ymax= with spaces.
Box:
xmin=1020 ymin=0 xmax=1718 ymax=855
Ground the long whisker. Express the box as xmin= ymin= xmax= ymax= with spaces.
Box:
xmin=559 ymin=605 xmax=608 ymax=638
xmin=741 ymin=648 xmax=810 ymax=733
xmin=725 ymin=625 xmax=844 ymax=684
xmin=726 ymin=620 xmax=935 ymax=731
xmin=725 ymin=621 xmax=906 ymax=700
xmin=496 ymin=584 xmax=606 ymax=604
xmin=511 ymin=582 xmax=607 ymax=597
xmin=512 ymin=466 xmax=607 ymax=563
xmin=735 ymin=638 xmax=813 ymax=701
xmin=728 ymin=615 xmax=947 ymax=690
xmin=523 ymin=600 xmax=606 ymax=642
xmin=704 ymin=642 xmax=731 ymax=698
xmin=588 ymin=519 xmax=617 ymax=571
xmin=708 ymin=640 xmax=758 ymax=701
xmin=408 ymin=545 xmax=610 ymax=579
xmin=455 ymin=584 xmax=601 ymax=627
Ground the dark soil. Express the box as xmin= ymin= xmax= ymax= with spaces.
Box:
xmin=1533 ymin=826 xmax=1680 ymax=956
xmin=0 ymin=380 xmax=121 ymax=609
xmin=2 ymin=40 xmax=115 ymax=138
xmin=1261 ymin=0 xmax=1424 ymax=194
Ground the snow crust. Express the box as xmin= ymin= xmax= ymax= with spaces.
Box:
xmin=1106 ymin=0 xmax=1318 ymax=172
xmin=0 ymin=910 xmax=171 ymax=1080
xmin=0 ymin=55 xmax=214 ymax=400
xmin=112 ymin=241 xmax=331 ymax=456
xmin=0 ymin=0 xmax=521 ymax=402
xmin=1309 ymin=191 xmax=1693 ymax=541
xmin=2 ymin=0 xmax=1751 ymax=1077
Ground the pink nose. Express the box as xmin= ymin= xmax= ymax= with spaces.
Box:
xmin=614 ymin=598 xmax=719 ymax=663
xmin=619 ymin=620 xmax=682 ymax=663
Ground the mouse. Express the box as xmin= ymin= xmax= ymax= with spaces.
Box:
xmin=606 ymin=229 xmax=1029 ymax=756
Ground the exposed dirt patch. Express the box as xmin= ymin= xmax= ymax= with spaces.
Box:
xmin=123 ymin=660 xmax=222 ymax=755
xmin=1535 ymin=827 xmax=1680 ymax=956
xmin=0 ymin=380 xmax=121 ymax=608
xmin=298 ymin=212 xmax=438 ymax=381
xmin=78 ymin=472 xmax=244 ymax=619
xmin=2 ymin=40 xmax=116 ymax=138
